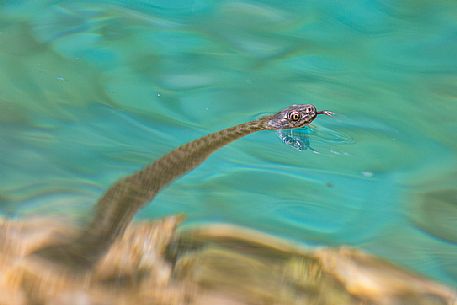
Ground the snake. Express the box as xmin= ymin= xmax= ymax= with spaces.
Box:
xmin=32 ymin=104 xmax=333 ymax=269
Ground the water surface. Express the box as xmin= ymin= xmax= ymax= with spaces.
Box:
xmin=0 ymin=0 xmax=456 ymax=286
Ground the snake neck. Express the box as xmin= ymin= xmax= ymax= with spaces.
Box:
xmin=33 ymin=116 xmax=271 ymax=268
xmin=87 ymin=117 xmax=268 ymax=242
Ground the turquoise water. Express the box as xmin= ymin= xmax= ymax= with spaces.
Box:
xmin=0 ymin=0 xmax=456 ymax=286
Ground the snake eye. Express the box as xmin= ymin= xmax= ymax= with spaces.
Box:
xmin=288 ymin=111 xmax=301 ymax=122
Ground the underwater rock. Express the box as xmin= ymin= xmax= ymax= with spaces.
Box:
xmin=409 ymin=188 xmax=457 ymax=244
xmin=0 ymin=216 xmax=455 ymax=305
xmin=0 ymin=215 xmax=187 ymax=305
xmin=173 ymin=224 xmax=457 ymax=305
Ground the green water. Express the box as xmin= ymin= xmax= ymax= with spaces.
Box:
xmin=0 ymin=0 xmax=456 ymax=286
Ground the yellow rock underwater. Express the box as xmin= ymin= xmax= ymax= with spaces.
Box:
xmin=0 ymin=216 xmax=455 ymax=305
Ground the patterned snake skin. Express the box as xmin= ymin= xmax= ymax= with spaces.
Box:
xmin=32 ymin=104 xmax=333 ymax=269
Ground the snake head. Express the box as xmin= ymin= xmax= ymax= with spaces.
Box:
xmin=266 ymin=104 xmax=332 ymax=130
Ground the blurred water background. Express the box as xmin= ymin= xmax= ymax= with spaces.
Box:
xmin=0 ymin=0 xmax=456 ymax=286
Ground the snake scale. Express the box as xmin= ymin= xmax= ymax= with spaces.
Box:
xmin=32 ymin=104 xmax=333 ymax=269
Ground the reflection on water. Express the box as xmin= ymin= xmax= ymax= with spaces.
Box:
xmin=278 ymin=127 xmax=316 ymax=151
xmin=0 ymin=0 xmax=456 ymax=291
xmin=276 ymin=118 xmax=354 ymax=152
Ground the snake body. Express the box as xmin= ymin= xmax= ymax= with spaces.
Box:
xmin=33 ymin=104 xmax=332 ymax=269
